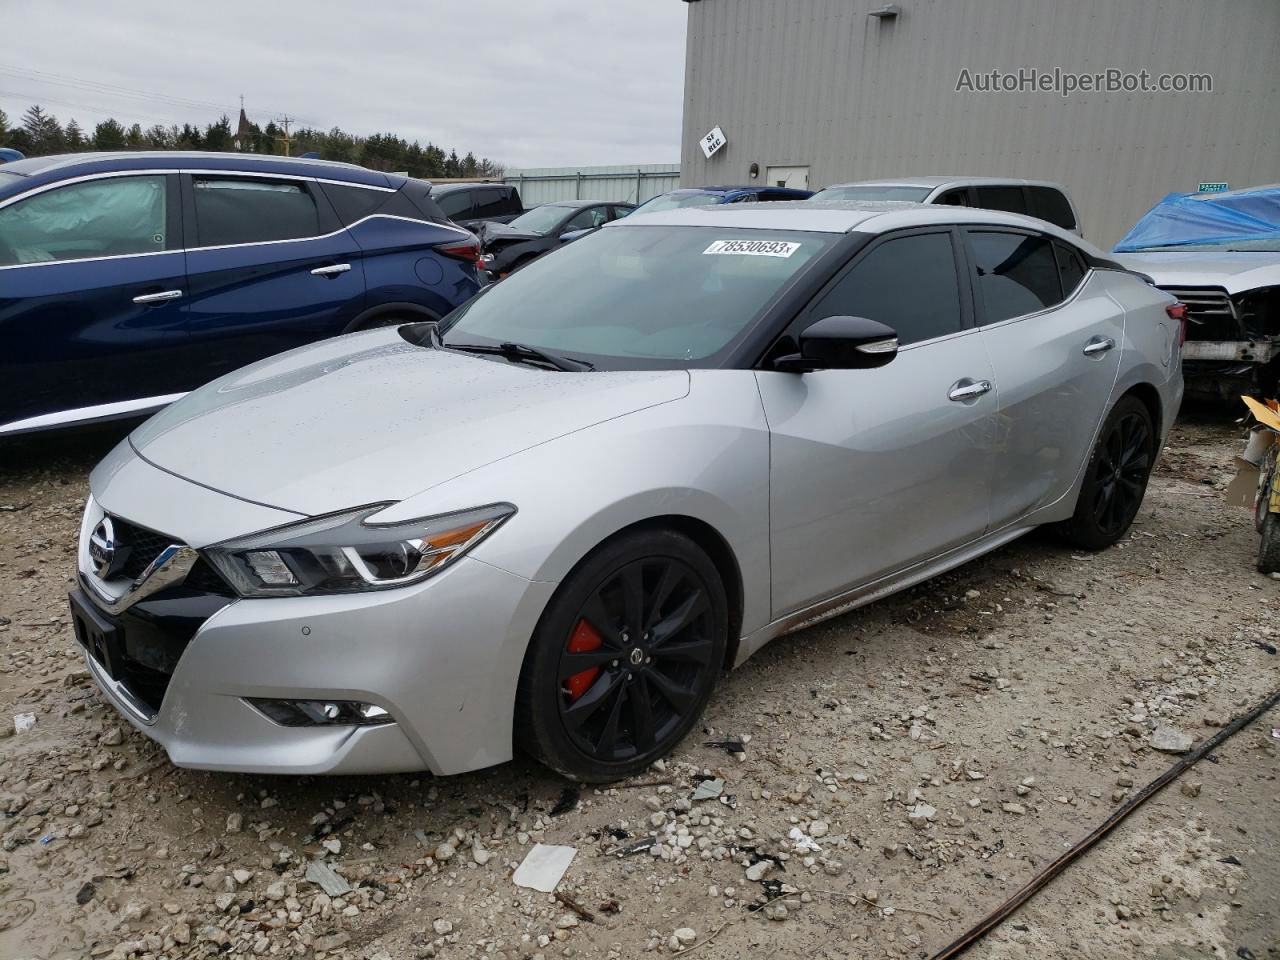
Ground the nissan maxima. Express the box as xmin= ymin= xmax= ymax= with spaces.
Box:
xmin=71 ymin=202 xmax=1183 ymax=782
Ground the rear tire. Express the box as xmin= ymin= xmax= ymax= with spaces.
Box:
xmin=515 ymin=529 xmax=727 ymax=782
xmin=1059 ymin=395 xmax=1155 ymax=550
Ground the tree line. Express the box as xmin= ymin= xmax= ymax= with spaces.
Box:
xmin=0 ymin=104 xmax=504 ymax=179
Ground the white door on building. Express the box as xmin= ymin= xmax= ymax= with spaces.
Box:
xmin=765 ymin=165 xmax=809 ymax=190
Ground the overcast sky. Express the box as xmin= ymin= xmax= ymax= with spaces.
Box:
xmin=1 ymin=0 xmax=688 ymax=169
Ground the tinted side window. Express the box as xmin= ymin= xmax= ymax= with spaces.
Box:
xmin=1028 ymin=186 xmax=1077 ymax=230
xmin=969 ymin=231 xmax=1062 ymax=323
xmin=320 ymin=182 xmax=386 ymax=225
xmin=475 ymin=188 xmax=510 ymax=218
xmin=1054 ymin=241 xmax=1087 ymax=294
xmin=434 ymin=190 xmax=474 ymax=219
xmin=0 ymin=175 xmax=169 ymax=266
xmin=495 ymin=187 xmax=521 ymax=217
xmin=973 ymin=186 xmax=1027 ymax=215
xmin=810 ymin=232 xmax=961 ymax=346
xmin=193 ymin=177 xmax=320 ymax=246
xmin=935 ymin=188 xmax=971 ymax=207
xmin=564 ymin=206 xmax=609 ymax=230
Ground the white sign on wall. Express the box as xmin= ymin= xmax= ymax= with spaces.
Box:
xmin=700 ymin=126 xmax=727 ymax=159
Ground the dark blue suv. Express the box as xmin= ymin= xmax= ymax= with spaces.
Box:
xmin=0 ymin=152 xmax=482 ymax=436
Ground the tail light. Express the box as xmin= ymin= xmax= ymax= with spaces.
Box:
xmin=435 ymin=236 xmax=483 ymax=271
xmin=1166 ymin=302 xmax=1188 ymax=346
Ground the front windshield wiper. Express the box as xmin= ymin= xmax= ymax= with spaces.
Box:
xmin=443 ymin=339 xmax=594 ymax=372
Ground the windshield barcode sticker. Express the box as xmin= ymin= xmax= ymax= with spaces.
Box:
xmin=703 ymin=239 xmax=801 ymax=258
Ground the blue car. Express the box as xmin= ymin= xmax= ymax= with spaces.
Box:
xmin=632 ymin=184 xmax=813 ymax=214
xmin=0 ymin=152 xmax=482 ymax=436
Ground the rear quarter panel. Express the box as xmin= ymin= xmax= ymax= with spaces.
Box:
xmin=1100 ymin=269 xmax=1183 ymax=440
xmin=349 ymin=217 xmax=480 ymax=319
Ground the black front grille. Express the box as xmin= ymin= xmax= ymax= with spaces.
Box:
xmin=112 ymin=517 xmax=176 ymax=580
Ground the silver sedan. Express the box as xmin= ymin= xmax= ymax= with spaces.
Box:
xmin=71 ymin=202 xmax=1184 ymax=782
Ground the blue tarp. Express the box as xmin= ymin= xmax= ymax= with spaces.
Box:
xmin=1113 ymin=185 xmax=1280 ymax=252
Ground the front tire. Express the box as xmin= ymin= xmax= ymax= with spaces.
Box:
xmin=515 ymin=530 xmax=727 ymax=782
xmin=1059 ymin=395 xmax=1155 ymax=550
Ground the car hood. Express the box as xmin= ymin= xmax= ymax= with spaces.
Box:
xmin=1116 ymin=251 xmax=1280 ymax=295
xmin=130 ymin=329 xmax=690 ymax=516
xmin=481 ymin=222 xmax=543 ymax=246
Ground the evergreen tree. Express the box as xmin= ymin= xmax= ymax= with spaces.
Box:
xmin=145 ymin=124 xmax=173 ymax=149
xmin=204 ymin=115 xmax=233 ymax=151
xmin=175 ymin=124 xmax=204 ymax=149
xmin=0 ymin=108 xmax=9 ymax=145
xmin=22 ymin=105 xmax=65 ymax=154
xmin=124 ymin=123 xmax=145 ymax=148
xmin=461 ymin=152 xmax=479 ymax=177
xmin=93 ymin=118 xmax=126 ymax=150
xmin=65 ymin=118 xmax=86 ymax=150
xmin=444 ymin=149 xmax=462 ymax=178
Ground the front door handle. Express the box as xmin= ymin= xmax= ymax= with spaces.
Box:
xmin=311 ymin=263 xmax=352 ymax=277
xmin=1083 ymin=336 xmax=1115 ymax=357
xmin=132 ymin=289 xmax=183 ymax=305
xmin=948 ymin=378 xmax=993 ymax=402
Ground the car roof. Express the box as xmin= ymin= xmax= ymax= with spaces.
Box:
xmin=0 ymin=151 xmax=400 ymax=190
xmin=820 ymin=176 xmax=1069 ymax=191
xmin=613 ymin=200 xmax=1106 ymax=255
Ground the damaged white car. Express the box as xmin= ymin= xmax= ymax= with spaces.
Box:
xmin=1116 ymin=185 xmax=1280 ymax=399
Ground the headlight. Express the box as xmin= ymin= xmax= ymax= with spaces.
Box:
xmin=204 ymin=502 xmax=514 ymax=597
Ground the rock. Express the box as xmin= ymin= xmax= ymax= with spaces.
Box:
xmin=304 ymin=861 xmax=352 ymax=896
xmin=433 ymin=918 xmax=454 ymax=936
xmin=556 ymin=914 xmax=580 ymax=929
xmin=745 ymin=860 xmax=772 ymax=882
xmin=673 ymin=927 xmax=696 ymax=945
xmin=232 ymin=869 xmax=253 ymax=886
xmin=225 ymin=813 xmax=243 ymax=834
xmin=99 ymin=726 xmax=123 ymax=746
xmin=808 ymin=820 xmax=829 ymax=838
xmin=1001 ymin=802 xmax=1026 ymax=815
xmin=765 ymin=903 xmax=789 ymax=921
xmin=1151 ymin=724 xmax=1194 ymax=753
xmin=1180 ymin=781 xmax=1202 ymax=798
xmin=472 ymin=842 xmax=492 ymax=865
xmin=171 ymin=921 xmax=191 ymax=945
xmin=264 ymin=880 xmax=286 ymax=901
xmin=434 ymin=841 xmax=457 ymax=861
xmin=321 ymin=837 xmax=341 ymax=855
xmin=908 ymin=802 xmax=936 ymax=828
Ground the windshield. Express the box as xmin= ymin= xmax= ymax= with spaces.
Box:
xmin=810 ymin=185 xmax=932 ymax=203
xmin=506 ymin=204 xmax=572 ymax=235
xmin=634 ymin=192 xmax=725 ymax=214
xmin=438 ymin=225 xmax=834 ymax=368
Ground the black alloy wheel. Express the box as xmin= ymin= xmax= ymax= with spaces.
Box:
xmin=1060 ymin=395 xmax=1155 ymax=549
xmin=1091 ymin=409 xmax=1152 ymax=537
xmin=516 ymin=530 xmax=727 ymax=781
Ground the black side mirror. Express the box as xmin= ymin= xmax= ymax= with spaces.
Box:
xmin=773 ymin=316 xmax=899 ymax=372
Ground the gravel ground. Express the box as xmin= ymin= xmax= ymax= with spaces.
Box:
xmin=1 ymin=409 xmax=1277 ymax=960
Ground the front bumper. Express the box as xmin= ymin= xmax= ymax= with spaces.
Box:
xmin=80 ymin=555 xmax=557 ymax=775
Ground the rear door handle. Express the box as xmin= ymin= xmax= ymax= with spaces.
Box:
xmin=311 ymin=263 xmax=352 ymax=277
xmin=948 ymin=378 xmax=993 ymax=402
xmin=1083 ymin=336 xmax=1115 ymax=356
xmin=132 ymin=289 xmax=183 ymax=305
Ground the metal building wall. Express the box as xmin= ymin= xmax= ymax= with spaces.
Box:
xmin=680 ymin=0 xmax=1280 ymax=245
xmin=505 ymin=164 xmax=681 ymax=207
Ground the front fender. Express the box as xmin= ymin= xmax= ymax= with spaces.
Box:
xmin=378 ymin=371 xmax=773 ymax=636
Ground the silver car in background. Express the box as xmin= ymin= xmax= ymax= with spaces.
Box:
xmin=809 ymin=176 xmax=1083 ymax=235
xmin=71 ymin=202 xmax=1183 ymax=782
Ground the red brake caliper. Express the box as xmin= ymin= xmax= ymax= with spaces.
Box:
xmin=564 ymin=618 xmax=603 ymax=702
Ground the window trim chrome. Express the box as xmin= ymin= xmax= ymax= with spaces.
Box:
xmin=0 ymin=167 xmax=445 ymax=269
